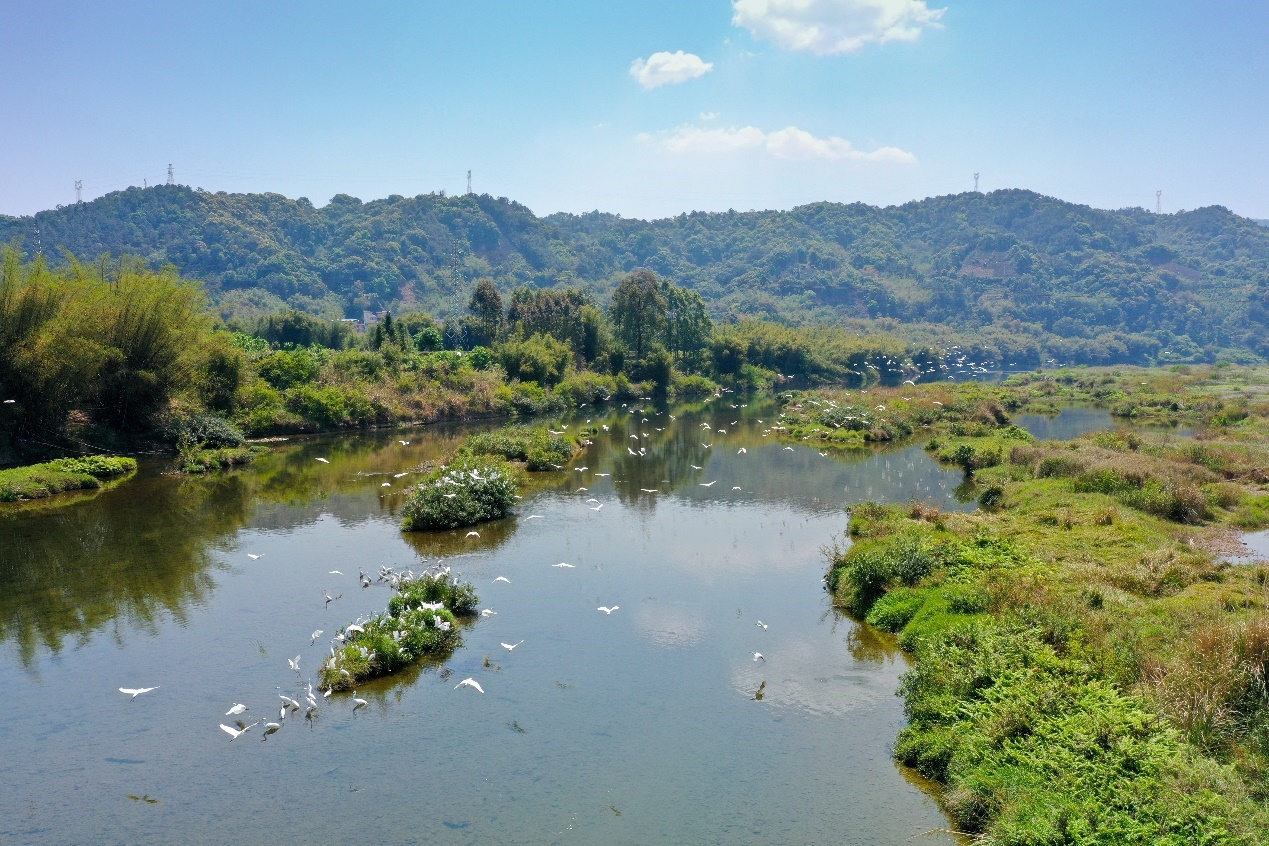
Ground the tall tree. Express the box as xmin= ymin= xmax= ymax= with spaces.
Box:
xmin=661 ymin=281 xmax=712 ymax=367
xmin=609 ymin=269 xmax=666 ymax=360
xmin=467 ymin=278 xmax=504 ymax=346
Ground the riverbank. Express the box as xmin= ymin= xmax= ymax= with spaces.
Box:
xmin=819 ymin=367 xmax=1269 ymax=843
xmin=0 ymin=456 xmax=137 ymax=502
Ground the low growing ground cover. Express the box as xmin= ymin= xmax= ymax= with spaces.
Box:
xmin=820 ymin=368 xmax=1269 ymax=844
xmin=0 ymin=455 xmax=137 ymax=501
xmin=320 ymin=571 xmax=478 ymax=691
xmin=458 ymin=424 xmax=580 ymax=471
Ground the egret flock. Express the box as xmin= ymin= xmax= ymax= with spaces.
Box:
xmin=116 ymin=393 xmax=850 ymax=745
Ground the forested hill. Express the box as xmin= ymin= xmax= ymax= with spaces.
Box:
xmin=2 ymin=186 xmax=1267 ymax=364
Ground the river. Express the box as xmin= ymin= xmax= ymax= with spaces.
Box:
xmin=0 ymin=401 xmax=1120 ymax=844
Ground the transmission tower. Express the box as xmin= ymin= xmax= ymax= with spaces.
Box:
xmin=167 ymin=163 xmax=174 ymax=185
xmin=75 ymin=180 xmax=82 ymax=204
xmin=467 ymin=170 xmax=472 ymax=196
xmin=1155 ymin=190 xmax=1162 ymax=214
xmin=973 ymin=172 xmax=980 ymax=192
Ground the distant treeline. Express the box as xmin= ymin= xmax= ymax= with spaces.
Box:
xmin=3 ymin=186 xmax=1266 ymax=365
xmin=1 ymin=247 xmax=969 ymax=460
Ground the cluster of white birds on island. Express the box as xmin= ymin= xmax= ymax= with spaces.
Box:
xmin=115 ymin=387 xmax=879 ymax=739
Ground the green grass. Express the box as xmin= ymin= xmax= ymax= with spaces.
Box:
xmin=459 ymin=424 xmax=579 ymax=471
xmin=320 ymin=571 xmax=478 ymax=691
xmin=177 ymin=445 xmax=268 ymax=473
xmin=0 ymin=455 xmax=137 ymax=502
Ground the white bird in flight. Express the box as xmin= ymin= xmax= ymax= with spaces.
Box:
xmin=700 ymin=480 xmax=717 ymax=487
xmin=737 ymin=448 xmax=747 ymax=454
xmin=220 ymin=721 xmax=260 ymax=741
xmin=753 ymin=652 xmax=765 ymax=662
xmin=481 ymin=608 xmax=498 ymax=616
xmin=589 ymin=503 xmax=603 ymax=511
xmin=394 ymin=472 xmax=409 ymax=478
xmin=246 ymin=553 xmax=263 ymax=560
xmin=455 ymin=678 xmax=484 ymax=693
xmin=329 ymin=570 xmax=343 ymax=575
xmin=287 ymin=655 xmax=300 ymax=672
xmin=494 ymin=576 xmax=511 ymax=583
xmin=691 ymin=465 xmax=703 ymax=470
xmin=226 ymin=703 xmax=248 ymax=716
xmin=465 ymin=530 xmax=480 ymax=538
xmin=597 ymin=606 xmax=619 ymax=614
xmin=552 ymin=562 xmax=576 ymax=568
xmin=119 ymin=686 xmax=158 ymax=700
xmin=315 ymin=457 xmax=329 ymax=463
xmin=399 ymin=440 xmax=410 ymax=445
xmin=500 ymin=641 xmax=524 ymax=651
xmin=756 ymin=621 xmax=768 ymax=629
xmin=525 ymin=515 xmax=543 ymax=520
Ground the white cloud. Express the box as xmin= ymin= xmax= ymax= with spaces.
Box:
xmin=629 ymin=51 xmax=714 ymax=89
xmin=732 ymin=0 xmax=946 ymax=55
xmin=654 ymin=124 xmax=917 ymax=163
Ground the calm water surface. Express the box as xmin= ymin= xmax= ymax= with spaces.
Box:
xmin=0 ymin=400 xmax=1005 ymax=845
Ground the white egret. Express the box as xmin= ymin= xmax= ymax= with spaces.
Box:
xmin=737 ymin=448 xmax=747 ymax=454
xmin=597 ymin=606 xmax=619 ymax=615
xmin=732 ymin=486 xmax=742 ymax=491
xmin=700 ymin=480 xmax=717 ymax=487
xmin=595 ymin=473 xmax=610 ymax=477
xmin=481 ymin=609 xmax=497 ymax=617
xmin=494 ymin=576 xmax=511 ymax=584
xmin=756 ymin=621 xmax=768 ymax=630
xmin=262 ymin=722 xmax=281 ymax=739
xmin=119 ymin=686 xmax=158 ymax=700
xmin=465 ymin=530 xmax=480 ymax=538
xmin=352 ymin=692 xmax=368 ymax=710
xmin=575 ymin=487 xmax=588 ymax=492
xmin=394 ymin=472 xmax=409 ymax=478
xmin=280 ymin=695 xmax=301 ymax=710
xmin=640 ymin=488 xmax=658 ymax=493
xmin=589 ymin=503 xmax=603 ymax=511
xmin=399 ymin=440 xmax=410 ymax=445
xmin=753 ymin=652 xmax=765 ymax=662
xmin=225 ymin=703 xmax=249 ymax=716
xmin=220 ymin=721 xmax=260 ymax=741
xmin=381 ymin=482 xmax=391 ymax=487
xmin=500 ymin=641 xmax=524 ymax=651
xmin=552 ymin=562 xmax=576 ymax=568
xmin=315 ymin=457 xmax=329 ymax=463
xmin=701 ymin=443 xmax=713 ymax=448
xmin=691 ymin=465 xmax=703 ymax=470
xmin=783 ymin=446 xmax=794 ymax=451
xmin=247 ymin=553 xmax=263 ymax=560
xmin=345 ymin=624 xmax=365 ymax=635
xmin=287 ymin=655 xmax=300 ymax=672
xmin=455 ymin=678 xmax=484 ymax=693
xmin=525 ymin=515 xmax=543 ymax=520
xmin=328 ymin=570 xmax=343 ymax=575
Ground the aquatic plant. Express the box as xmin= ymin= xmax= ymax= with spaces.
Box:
xmin=0 ymin=455 xmax=137 ymax=502
xmin=320 ymin=571 xmax=477 ymax=691
xmin=460 ymin=425 xmax=577 ymax=471
xmin=400 ymin=455 xmax=520 ymax=531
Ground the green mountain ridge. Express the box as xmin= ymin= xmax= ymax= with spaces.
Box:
xmin=3 ymin=186 xmax=1267 ymax=364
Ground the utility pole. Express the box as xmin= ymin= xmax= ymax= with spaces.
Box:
xmin=1155 ymin=190 xmax=1162 ymax=214
xmin=467 ymin=170 xmax=472 ymax=196
xmin=75 ymin=180 xmax=82 ymax=204
xmin=167 ymin=163 xmax=175 ymax=185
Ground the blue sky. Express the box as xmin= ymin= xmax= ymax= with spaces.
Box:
xmin=2 ymin=0 xmax=1266 ymax=219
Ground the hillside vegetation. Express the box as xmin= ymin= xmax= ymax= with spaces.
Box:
xmin=3 ymin=186 xmax=1266 ymax=365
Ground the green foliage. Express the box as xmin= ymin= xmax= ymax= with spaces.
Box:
xmin=497 ymin=332 xmax=572 ymax=386
xmin=0 ymin=455 xmax=137 ymax=501
xmin=401 ymin=455 xmax=520 ymax=531
xmin=321 ymin=571 xmax=478 ymax=691
xmin=165 ymin=412 xmax=245 ymax=448
xmin=460 ymin=425 xmax=576 ymax=470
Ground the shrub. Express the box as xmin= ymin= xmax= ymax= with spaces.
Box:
xmin=461 ymin=426 xmax=575 ymax=470
xmin=401 ymin=455 xmax=520 ymax=531
xmin=977 ymin=484 xmax=1004 ymax=509
xmin=165 ymin=412 xmax=245 ymax=448
xmin=866 ymin=588 xmax=928 ymax=632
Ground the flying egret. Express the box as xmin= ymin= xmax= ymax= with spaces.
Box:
xmin=247 ymin=553 xmax=263 ymax=560
xmin=589 ymin=503 xmax=603 ymax=511
xmin=700 ymin=480 xmax=717 ymax=487
xmin=262 ymin=722 xmax=281 ymax=739
xmin=481 ymin=608 xmax=497 ymax=617
xmin=455 ymin=678 xmax=484 ymax=693
xmin=753 ymin=652 xmax=765 ymax=662
xmin=756 ymin=621 xmax=768 ymax=630
xmin=595 ymin=473 xmax=610 ymax=477
xmin=465 ymin=530 xmax=480 ymax=538
xmin=552 ymin=562 xmax=576 ymax=568
xmin=226 ymin=703 xmax=249 ymax=716
xmin=345 ymin=624 xmax=365 ymax=635
xmin=640 ymin=488 xmax=658 ymax=493
xmin=500 ymin=641 xmax=524 ymax=651
xmin=328 ymin=570 xmax=343 ymax=575
xmin=494 ymin=576 xmax=511 ymax=584
xmin=399 ymin=440 xmax=409 ymax=445
xmin=119 ymin=686 xmax=158 ymax=700
xmin=575 ymin=487 xmax=588 ymax=492
xmin=525 ymin=515 xmax=543 ymax=520
xmin=324 ymin=590 xmax=343 ymax=606
xmin=280 ymin=695 xmax=301 ymax=710
xmin=315 ymin=457 xmax=329 ymax=463
xmin=287 ymin=655 xmax=300 ymax=672
xmin=783 ymin=446 xmax=794 ymax=451
xmin=691 ymin=465 xmax=703 ymax=470
xmin=737 ymin=448 xmax=747 ymax=454
xmin=701 ymin=443 xmax=712 ymax=448
xmin=597 ymin=606 xmax=619 ymax=615
xmin=394 ymin=472 xmax=409 ymax=478
xmin=732 ymin=486 xmax=742 ymax=491
xmin=220 ymin=721 xmax=259 ymax=741
xmin=381 ymin=482 xmax=391 ymax=487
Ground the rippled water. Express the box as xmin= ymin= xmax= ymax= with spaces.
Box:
xmin=0 ymin=399 xmax=999 ymax=845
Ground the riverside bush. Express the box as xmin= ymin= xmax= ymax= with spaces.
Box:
xmin=460 ymin=425 xmax=576 ymax=470
xmin=401 ymin=456 xmax=520 ymax=531
xmin=0 ymin=455 xmax=137 ymax=501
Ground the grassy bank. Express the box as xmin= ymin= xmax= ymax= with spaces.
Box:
xmin=819 ymin=369 xmax=1269 ymax=844
xmin=320 ymin=571 xmax=478 ymax=691
xmin=0 ymin=455 xmax=137 ymax=502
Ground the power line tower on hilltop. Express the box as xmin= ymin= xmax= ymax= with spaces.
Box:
xmin=1156 ymin=190 xmax=1162 ymax=214
xmin=167 ymin=164 xmax=175 ymax=185
xmin=467 ymin=170 xmax=472 ymax=196
xmin=973 ymin=172 xmax=980 ymax=192
xmin=75 ymin=180 xmax=82 ymax=204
